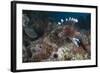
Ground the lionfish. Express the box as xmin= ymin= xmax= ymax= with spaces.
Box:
xmin=23 ymin=17 xmax=90 ymax=62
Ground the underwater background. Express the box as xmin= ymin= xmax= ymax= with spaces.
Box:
xmin=23 ymin=10 xmax=91 ymax=29
xmin=22 ymin=10 xmax=91 ymax=62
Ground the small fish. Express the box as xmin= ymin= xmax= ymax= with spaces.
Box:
xmin=72 ymin=38 xmax=88 ymax=52
xmin=72 ymin=38 xmax=80 ymax=47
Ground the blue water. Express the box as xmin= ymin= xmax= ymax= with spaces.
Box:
xmin=23 ymin=10 xmax=91 ymax=30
